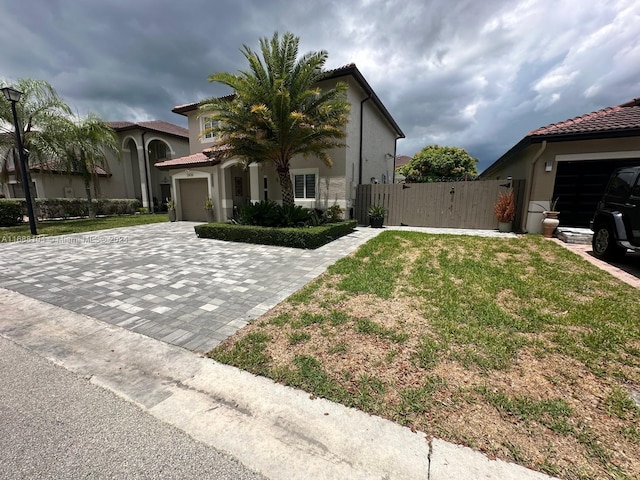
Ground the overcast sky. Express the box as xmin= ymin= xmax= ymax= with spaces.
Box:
xmin=1 ymin=0 xmax=638 ymax=172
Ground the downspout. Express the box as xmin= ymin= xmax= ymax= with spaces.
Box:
xmin=392 ymin=139 xmax=398 ymax=184
xmin=358 ymin=94 xmax=372 ymax=185
xmin=521 ymin=140 xmax=547 ymax=233
xmin=141 ymin=131 xmax=153 ymax=213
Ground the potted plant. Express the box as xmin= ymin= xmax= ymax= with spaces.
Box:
xmin=541 ymin=197 xmax=560 ymax=238
xmin=494 ymin=189 xmax=515 ymax=232
xmin=167 ymin=198 xmax=176 ymax=222
xmin=204 ymin=197 xmax=215 ymax=223
xmin=368 ymin=204 xmax=387 ymax=228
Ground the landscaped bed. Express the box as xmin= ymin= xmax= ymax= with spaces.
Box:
xmin=210 ymin=231 xmax=640 ymax=479
xmin=194 ymin=221 xmax=357 ymax=249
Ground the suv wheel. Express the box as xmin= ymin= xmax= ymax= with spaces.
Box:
xmin=592 ymin=224 xmax=626 ymax=260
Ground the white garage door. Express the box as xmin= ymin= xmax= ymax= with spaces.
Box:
xmin=179 ymin=178 xmax=208 ymax=221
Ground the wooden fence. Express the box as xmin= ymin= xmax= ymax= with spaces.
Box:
xmin=355 ymin=179 xmax=526 ymax=230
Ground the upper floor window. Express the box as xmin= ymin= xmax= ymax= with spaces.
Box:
xmin=201 ymin=116 xmax=217 ymax=141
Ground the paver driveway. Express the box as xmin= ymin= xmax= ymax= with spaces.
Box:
xmin=0 ymin=222 xmax=386 ymax=352
xmin=0 ymin=222 xmax=515 ymax=352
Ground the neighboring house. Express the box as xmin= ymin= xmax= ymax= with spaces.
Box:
xmin=1 ymin=120 xmax=189 ymax=212
xmin=394 ymin=155 xmax=412 ymax=183
xmin=156 ymin=64 xmax=405 ymax=222
xmin=481 ymin=97 xmax=640 ymax=233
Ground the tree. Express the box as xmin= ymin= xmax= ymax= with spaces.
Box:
xmin=200 ymin=32 xmax=350 ymax=207
xmin=0 ymin=79 xmax=118 ymax=216
xmin=396 ymin=145 xmax=478 ymax=182
xmin=0 ymin=79 xmax=72 ymax=218
xmin=62 ymin=113 xmax=119 ymax=217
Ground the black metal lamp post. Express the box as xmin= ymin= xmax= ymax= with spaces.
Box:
xmin=2 ymin=86 xmax=37 ymax=235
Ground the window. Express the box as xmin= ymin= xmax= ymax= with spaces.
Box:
xmin=263 ymin=176 xmax=268 ymax=200
xmin=293 ymin=173 xmax=316 ymax=199
xmin=201 ymin=116 xmax=217 ymax=141
xmin=607 ymin=171 xmax=635 ymax=199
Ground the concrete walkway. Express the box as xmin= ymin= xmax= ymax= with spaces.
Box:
xmin=0 ymin=222 xmax=515 ymax=352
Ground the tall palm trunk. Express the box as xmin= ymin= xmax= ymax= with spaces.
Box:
xmin=80 ymin=153 xmax=95 ymax=218
xmin=276 ymin=164 xmax=295 ymax=207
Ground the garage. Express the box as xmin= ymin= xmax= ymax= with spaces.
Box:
xmin=553 ymin=158 xmax=640 ymax=227
xmin=179 ymin=178 xmax=208 ymax=221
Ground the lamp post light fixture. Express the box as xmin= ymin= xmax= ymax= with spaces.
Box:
xmin=1 ymin=86 xmax=37 ymax=235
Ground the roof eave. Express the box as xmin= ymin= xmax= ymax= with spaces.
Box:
xmin=321 ymin=65 xmax=405 ymax=138
xmin=481 ymin=127 xmax=640 ymax=177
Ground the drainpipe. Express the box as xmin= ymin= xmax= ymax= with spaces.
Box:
xmin=141 ymin=131 xmax=153 ymax=213
xmin=521 ymin=140 xmax=547 ymax=232
xmin=358 ymin=94 xmax=372 ymax=185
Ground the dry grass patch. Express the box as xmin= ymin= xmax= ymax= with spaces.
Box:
xmin=210 ymin=232 xmax=640 ymax=479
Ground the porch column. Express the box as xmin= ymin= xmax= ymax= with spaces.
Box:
xmin=136 ymin=145 xmax=150 ymax=209
xmin=212 ymin=167 xmax=222 ymax=222
xmin=219 ymin=166 xmax=233 ymax=221
xmin=249 ymin=163 xmax=261 ymax=203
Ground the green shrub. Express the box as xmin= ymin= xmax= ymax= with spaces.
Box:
xmin=194 ymin=221 xmax=357 ymax=249
xmin=0 ymin=198 xmax=141 ymax=220
xmin=0 ymin=200 xmax=24 ymax=226
xmin=235 ymin=200 xmax=323 ymax=228
xmin=326 ymin=204 xmax=344 ymax=222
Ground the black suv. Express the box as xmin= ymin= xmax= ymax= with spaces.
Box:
xmin=591 ymin=166 xmax=640 ymax=260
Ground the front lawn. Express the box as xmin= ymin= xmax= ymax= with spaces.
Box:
xmin=0 ymin=214 xmax=168 ymax=241
xmin=210 ymin=232 xmax=640 ymax=479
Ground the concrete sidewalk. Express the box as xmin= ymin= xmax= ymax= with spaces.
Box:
xmin=0 ymin=288 xmax=556 ymax=480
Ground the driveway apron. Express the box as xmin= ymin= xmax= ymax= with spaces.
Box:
xmin=0 ymin=223 xmax=384 ymax=352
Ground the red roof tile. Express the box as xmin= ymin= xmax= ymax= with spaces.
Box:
xmin=108 ymin=120 xmax=188 ymax=138
xmin=528 ymin=99 xmax=640 ymax=137
xmin=154 ymin=146 xmax=229 ymax=170
xmin=394 ymin=155 xmax=412 ymax=168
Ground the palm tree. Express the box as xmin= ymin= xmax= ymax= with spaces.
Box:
xmin=0 ymin=78 xmax=72 ymax=218
xmin=200 ymin=32 xmax=350 ymax=207
xmin=63 ymin=113 xmax=119 ymax=217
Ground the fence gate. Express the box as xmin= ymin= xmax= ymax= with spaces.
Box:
xmin=355 ymin=179 xmax=525 ymax=230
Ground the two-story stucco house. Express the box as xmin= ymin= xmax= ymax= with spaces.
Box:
xmin=1 ymin=120 xmax=189 ymax=213
xmin=156 ymin=64 xmax=405 ymax=222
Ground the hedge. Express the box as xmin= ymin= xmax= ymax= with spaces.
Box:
xmin=0 ymin=200 xmax=24 ymax=226
xmin=0 ymin=198 xmax=142 ymax=220
xmin=194 ymin=220 xmax=357 ymax=249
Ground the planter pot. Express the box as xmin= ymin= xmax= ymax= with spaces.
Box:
xmin=369 ymin=216 xmax=384 ymax=228
xmin=497 ymin=221 xmax=512 ymax=233
xmin=541 ymin=211 xmax=559 ymax=238
xmin=205 ymin=209 xmax=215 ymax=223
xmin=168 ymin=209 xmax=176 ymax=222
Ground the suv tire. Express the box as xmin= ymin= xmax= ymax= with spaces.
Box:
xmin=592 ymin=224 xmax=626 ymax=260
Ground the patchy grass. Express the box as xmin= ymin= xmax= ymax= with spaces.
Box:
xmin=209 ymin=232 xmax=640 ymax=479
xmin=0 ymin=214 xmax=168 ymax=240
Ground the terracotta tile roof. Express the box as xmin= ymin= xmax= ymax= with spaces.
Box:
xmin=154 ymin=146 xmax=229 ymax=170
xmin=528 ymin=98 xmax=640 ymax=137
xmin=395 ymin=155 xmax=412 ymax=168
xmin=108 ymin=120 xmax=188 ymax=138
xmin=172 ymin=94 xmax=235 ymax=116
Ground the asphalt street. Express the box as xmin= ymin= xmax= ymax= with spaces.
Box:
xmin=0 ymin=336 xmax=265 ymax=480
